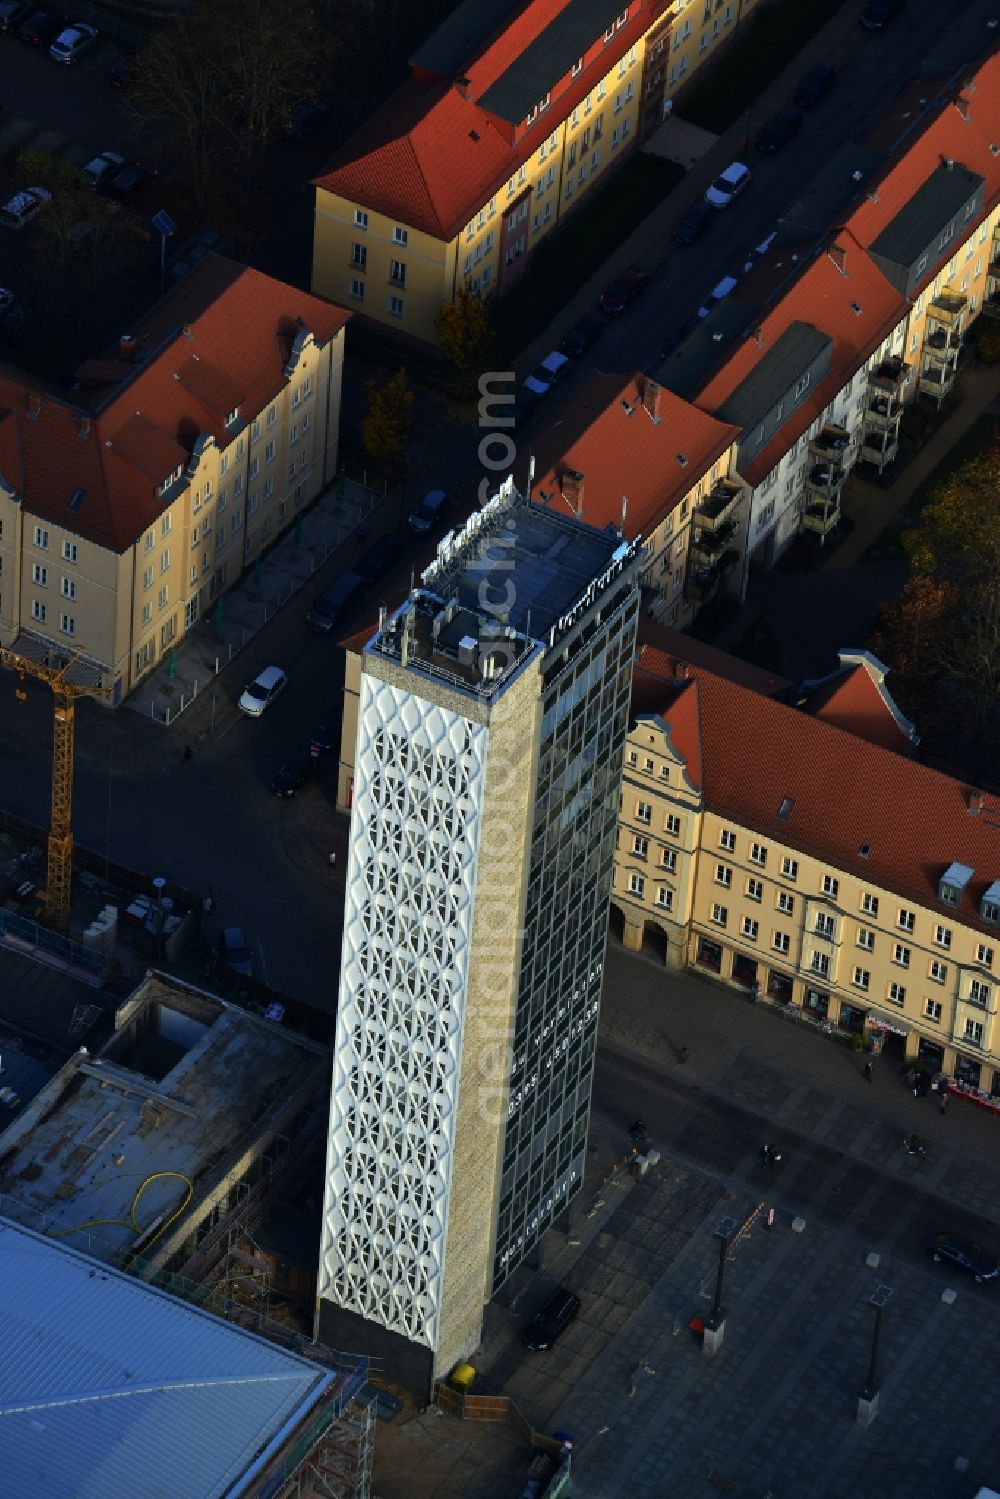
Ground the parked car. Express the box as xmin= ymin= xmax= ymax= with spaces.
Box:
xmin=929 ymin=1233 xmax=999 ymax=1283
xmin=861 ymin=0 xmax=904 ymax=27
xmin=672 ymin=198 xmax=714 ymax=246
xmin=408 ymin=487 xmax=449 ymax=534
xmin=698 ymin=274 xmax=739 ymax=319
xmin=599 ymin=266 xmax=649 ymax=316
xmin=238 ymin=664 xmax=287 ymax=716
xmin=306 ymin=571 xmax=365 ymax=631
xmin=705 ymin=162 xmax=751 ymax=209
xmin=17 ymin=9 xmax=59 ymax=44
xmin=0 ymin=186 xmax=50 ymax=229
xmin=0 ymin=0 xmax=29 ymax=33
xmin=522 ymin=1288 xmax=581 ymax=1351
xmin=560 ymin=312 xmax=603 ymax=358
xmin=271 ymin=751 xmax=313 ymax=799
xmin=49 ymin=20 xmax=96 ymax=62
xmin=794 ymin=63 xmax=835 ymax=108
xmin=309 ymin=711 xmax=343 ymax=755
xmin=102 ymin=161 xmax=159 ymax=201
xmin=80 ymin=150 xmax=125 ymax=189
xmin=741 ymin=231 xmax=777 ymax=274
xmin=219 ymin=927 xmax=253 ymax=977
xmin=356 ymin=536 xmax=400 ymax=588
xmin=523 ymin=349 xmax=569 ymax=397
xmin=754 ymin=107 xmax=803 ymax=153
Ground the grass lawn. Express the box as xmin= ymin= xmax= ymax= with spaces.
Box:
xmin=678 ymin=0 xmax=851 ymax=135
xmin=863 ymin=410 xmax=1000 ymax=561
xmin=490 ymin=152 xmax=683 ymax=364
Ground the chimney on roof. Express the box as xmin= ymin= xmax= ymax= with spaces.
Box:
xmin=119 ymin=334 xmax=137 ymax=362
xmin=674 ymin=660 xmax=690 ymax=680
xmin=78 ymin=417 xmax=91 ymax=439
xmin=968 ymin=789 xmax=984 ymax=816
xmin=636 ymin=375 xmax=663 ymax=422
xmin=752 ymin=325 xmax=764 ymax=347
xmin=182 ymin=323 xmax=194 ymax=339
xmin=455 ymin=75 xmax=471 ymax=100
xmin=827 ymin=243 xmax=848 ymax=276
xmin=559 ymin=468 xmax=585 ymax=515
xmin=27 ymin=392 xmax=40 ymax=417
xmin=954 ymin=96 xmax=972 ymax=123
xmin=941 ymin=155 xmax=955 ymax=170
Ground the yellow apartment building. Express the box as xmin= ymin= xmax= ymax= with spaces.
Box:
xmin=613 ymin=625 xmax=1000 ymax=1097
xmin=312 ymin=0 xmax=762 ymax=347
xmin=0 ymin=256 xmax=349 ymax=704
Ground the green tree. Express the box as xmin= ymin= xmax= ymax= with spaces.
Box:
xmin=902 ymin=447 xmax=1000 ymax=588
xmin=362 ymin=367 xmax=413 ymax=483
xmin=434 ymin=288 xmax=493 ymax=379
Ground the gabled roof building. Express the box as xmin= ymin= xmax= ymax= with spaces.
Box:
xmin=0 ymin=255 xmax=349 ymax=703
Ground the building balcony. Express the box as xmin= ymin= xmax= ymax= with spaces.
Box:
xmin=922 ymin=327 xmax=962 ymax=362
xmin=926 ymin=291 xmax=969 ymax=330
xmin=688 ymin=547 xmax=739 ymax=600
xmin=980 ymin=291 xmax=1000 ymax=323
xmin=690 ymin=517 xmax=737 ymax=563
xmin=804 ymin=460 xmax=847 ymax=499
xmin=808 ymin=425 xmax=850 ymax=465
xmin=918 ymin=364 xmax=957 ymax=402
xmin=865 ymin=393 xmax=903 ymax=429
xmin=800 ymin=498 xmax=840 ymax=536
xmin=695 ymin=477 xmax=743 ymax=532
xmin=868 ymin=356 xmax=908 ymax=398
xmin=859 ymin=429 xmax=898 ymax=469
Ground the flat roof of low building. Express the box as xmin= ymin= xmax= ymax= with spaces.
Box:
xmin=0 ymin=942 xmax=117 ymax=1053
xmin=0 ymin=1216 xmax=358 ymax=1499
xmin=0 ymin=973 xmax=328 ymax=1265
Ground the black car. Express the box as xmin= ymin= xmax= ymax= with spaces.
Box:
xmin=929 ymin=1233 xmax=999 ymax=1284
xmin=309 ymin=711 xmax=342 ymax=755
xmin=18 ymin=8 xmax=59 ymax=44
xmin=306 ymin=570 xmax=365 ymax=631
xmin=794 ymin=64 xmax=835 ymax=109
xmin=755 ymin=107 xmax=803 ymax=153
xmin=0 ymin=0 xmax=29 ymax=34
xmin=672 ymin=198 xmax=714 ymax=246
xmin=356 ymin=535 xmax=400 ymax=588
xmin=861 ymin=0 xmax=904 ymax=27
xmin=560 ymin=311 xmax=604 ymax=358
xmin=522 ymin=1288 xmax=581 ymax=1351
xmin=271 ymin=752 xmax=313 ymax=799
xmin=103 ymin=162 xmax=160 ymax=201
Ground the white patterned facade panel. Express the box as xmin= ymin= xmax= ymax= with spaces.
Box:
xmin=320 ymin=673 xmax=488 ymax=1350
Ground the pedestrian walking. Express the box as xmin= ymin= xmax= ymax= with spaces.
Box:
xmin=202 ymin=885 xmax=214 ymax=916
xmin=939 ymin=1091 xmax=949 ymax=1116
xmin=678 ymin=1045 xmax=689 ymax=1064
xmin=863 ymin=1061 xmax=874 ymax=1082
xmin=750 ymin=980 xmax=761 ymax=1005
xmin=328 ymin=851 xmax=337 ymax=869
xmin=182 ymin=744 xmax=193 ymax=764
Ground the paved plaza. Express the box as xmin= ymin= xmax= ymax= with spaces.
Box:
xmin=373 ymin=946 xmax=1000 ymax=1499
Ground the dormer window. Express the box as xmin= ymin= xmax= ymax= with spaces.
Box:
xmin=158 ymin=464 xmax=183 ymax=497
xmin=225 ymin=407 xmax=239 ymax=428
xmin=939 ymin=861 xmax=973 ymax=907
xmin=981 ymin=881 xmax=1000 ymax=924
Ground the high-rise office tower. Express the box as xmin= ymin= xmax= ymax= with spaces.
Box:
xmin=317 ymin=479 xmax=641 ymax=1394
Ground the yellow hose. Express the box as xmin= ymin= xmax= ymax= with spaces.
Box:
xmin=49 ymin=1170 xmax=194 ymax=1253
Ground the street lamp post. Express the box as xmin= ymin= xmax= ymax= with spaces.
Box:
xmin=858 ymin=1284 xmax=892 ymax=1425
xmin=703 ymin=1215 xmax=737 ymax=1355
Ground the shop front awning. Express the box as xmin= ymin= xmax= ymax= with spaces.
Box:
xmin=866 ymin=1007 xmax=911 ymax=1037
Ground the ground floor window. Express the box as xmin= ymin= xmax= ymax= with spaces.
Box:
xmin=767 ymin=969 xmax=793 ymax=1003
xmin=732 ymin=953 xmax=757 ymax=986
xmin=697 ymin=936 xmax=722 ymax=973
xmin=955 ymin=1054 xmax=982 ymax=1089
xmin=804 ymin=986 xmax=829 ymax=1019
xmin=839 ymin=1002 xmax=866 ymax=1034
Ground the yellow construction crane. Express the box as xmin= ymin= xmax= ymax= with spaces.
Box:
xmin=0 ymin=641 xmax=108 ymax=932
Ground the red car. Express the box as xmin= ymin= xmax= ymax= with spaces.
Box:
xmin=599 ymin=266 xmax=649 ymax=316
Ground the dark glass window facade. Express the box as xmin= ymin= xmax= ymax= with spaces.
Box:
xmin=491 ymin=582 xmax=639 ymax=1291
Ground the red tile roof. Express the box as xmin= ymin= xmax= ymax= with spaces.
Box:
xmin=0 ymin=257 xmax=349 ymax=552
xmin=530 ymin=372 xmax=740 ymax=538
xmin=313 ymin=0 xmax=655 ymax=240
xmin=695 ymin=237 xmax=903 ymax=487
xmin=634 ymin=619 xmax=792 ymax=697
xmin=802 ymin=653 xmax=917 ymax=755
xmin=847 ymin=53 xmax=1000 ymax=251
xmin=633 ymin=653 xmax=1000 ymax=936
